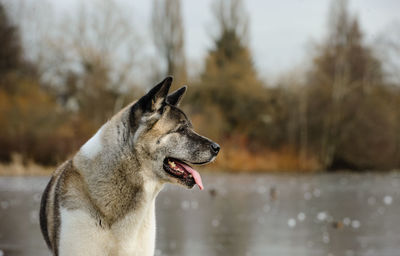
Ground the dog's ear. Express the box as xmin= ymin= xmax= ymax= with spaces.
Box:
xmin=138 ymin=76 xmax=173 ymax=113
xmin=166 ymin=86 xmax=187 ymax=106
xmin=130 ymin=77 xmax=172 ymax=128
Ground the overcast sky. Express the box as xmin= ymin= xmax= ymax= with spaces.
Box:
xmin=132 ymin=0 xmax=400 ymax=80
xmin=9 ymin=0 xmax=400 ymax=82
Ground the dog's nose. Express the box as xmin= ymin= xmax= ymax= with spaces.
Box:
xmin=210 ymin=142 xmax=220 ymax=155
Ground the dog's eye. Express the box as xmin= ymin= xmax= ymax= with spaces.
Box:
xmin=176 ymin=126 xmax=186 ymax=133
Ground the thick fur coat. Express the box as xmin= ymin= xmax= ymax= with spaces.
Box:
xmin=40 ymin=77 xmax=220 ymax=256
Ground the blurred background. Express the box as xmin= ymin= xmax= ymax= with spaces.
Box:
xmin=0 ymin=0 xmax=400 ymax=255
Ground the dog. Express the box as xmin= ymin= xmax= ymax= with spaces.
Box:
xmin=39 ymin=77 xmax=220 ymax=256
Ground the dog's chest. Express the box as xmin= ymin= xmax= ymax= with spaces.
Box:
xmin=112 ymin=199 xmax=157 ymax=255
xmin=59 ymin=201 xmax=157 ymax=256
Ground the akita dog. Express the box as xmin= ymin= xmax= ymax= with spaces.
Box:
xmin=39 ymin=77 xmax=220 ymax=256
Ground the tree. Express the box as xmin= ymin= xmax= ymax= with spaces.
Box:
xmin=0 ymin=2 xmax=83 ymax=165
xmin=376 ymin=23 xmax=400 ymax=85
xmin=376 ymin=24 xmax=400 ymax=166
xmin=40 ymin=0 xmax=141 ymax=126
xmin=188 ymin=0 xmax=274 ymax=146
xmin=151 ymin=0 xmax=186 ymax=86
xmin=306 ymin=0 xmax=395 ymax=169
xmin=0 ymin=3 xmax=21 ymax=76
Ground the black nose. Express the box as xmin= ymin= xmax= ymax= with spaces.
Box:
xmin=210 ymin=142 xmax=220 ymax=155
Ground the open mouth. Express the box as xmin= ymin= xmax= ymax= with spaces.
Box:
xmin=163 ymin=158 xmax=204 ymax=190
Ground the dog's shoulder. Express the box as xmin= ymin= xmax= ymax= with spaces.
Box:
xmin=58 ymin=161 xmax=87 ymax=207
xmin=57 ymin=160 xmax=105 ymax=222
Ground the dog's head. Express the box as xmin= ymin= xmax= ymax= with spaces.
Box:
xmin=128 ymin=77 xmax=219 ymax=190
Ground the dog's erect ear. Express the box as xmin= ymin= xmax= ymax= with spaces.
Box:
xmin=138 ymin=76 xmax=173 ymax=113
xmin=166 ymin=86 xmax=187 ymax=106
xmin=130 ymin=77 xmax=172 ymax=128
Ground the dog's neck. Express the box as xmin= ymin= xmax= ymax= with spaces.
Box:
xmin=73 ymin=113 xmax=163 ymax=227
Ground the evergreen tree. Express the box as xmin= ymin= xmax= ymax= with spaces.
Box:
xmin=0 ymin=3 xmax=22 ymax=77
xmin=189 ymin=0 xmax=273 ymax=145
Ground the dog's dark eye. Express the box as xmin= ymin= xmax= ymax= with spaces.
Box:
xmin=176 ymin=126 xmax=186 ymax=133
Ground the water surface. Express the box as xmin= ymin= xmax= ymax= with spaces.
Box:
xmin=0 ymin=172 xmax=399 ymax=256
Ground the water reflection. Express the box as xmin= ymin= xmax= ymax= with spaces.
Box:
xmin=0 ymin=173 xmax=400 ymax=256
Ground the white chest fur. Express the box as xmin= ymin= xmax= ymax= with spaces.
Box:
xmin=113 ymin=199 xmax=157 ymax=256
xmin=59 ymin=201 xmax=157 ymax=256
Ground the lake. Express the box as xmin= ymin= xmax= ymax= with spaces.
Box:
xmin=0 ymin=172 xmax=399 ymax=256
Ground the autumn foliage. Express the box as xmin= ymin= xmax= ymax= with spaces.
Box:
xmin=1 ymin=0 xmax=400 ymax=172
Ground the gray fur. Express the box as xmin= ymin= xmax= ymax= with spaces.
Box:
xmin=40 ymin=77 xmax=219 ymax=255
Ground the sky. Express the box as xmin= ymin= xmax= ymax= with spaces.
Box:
xmin=8 ymin=0 xmax=400 ymax=82
xmin=132 ymin=0 xmax=400 ymax=81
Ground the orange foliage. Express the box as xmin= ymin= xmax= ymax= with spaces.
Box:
xmin=0 ymin=75 xmax=97 ymax=165
xmin=209 ymin=138 xmax=320 ymax=172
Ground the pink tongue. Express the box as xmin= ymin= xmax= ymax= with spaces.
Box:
xmin=176 ymin=162 xmax=204 ymax=190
